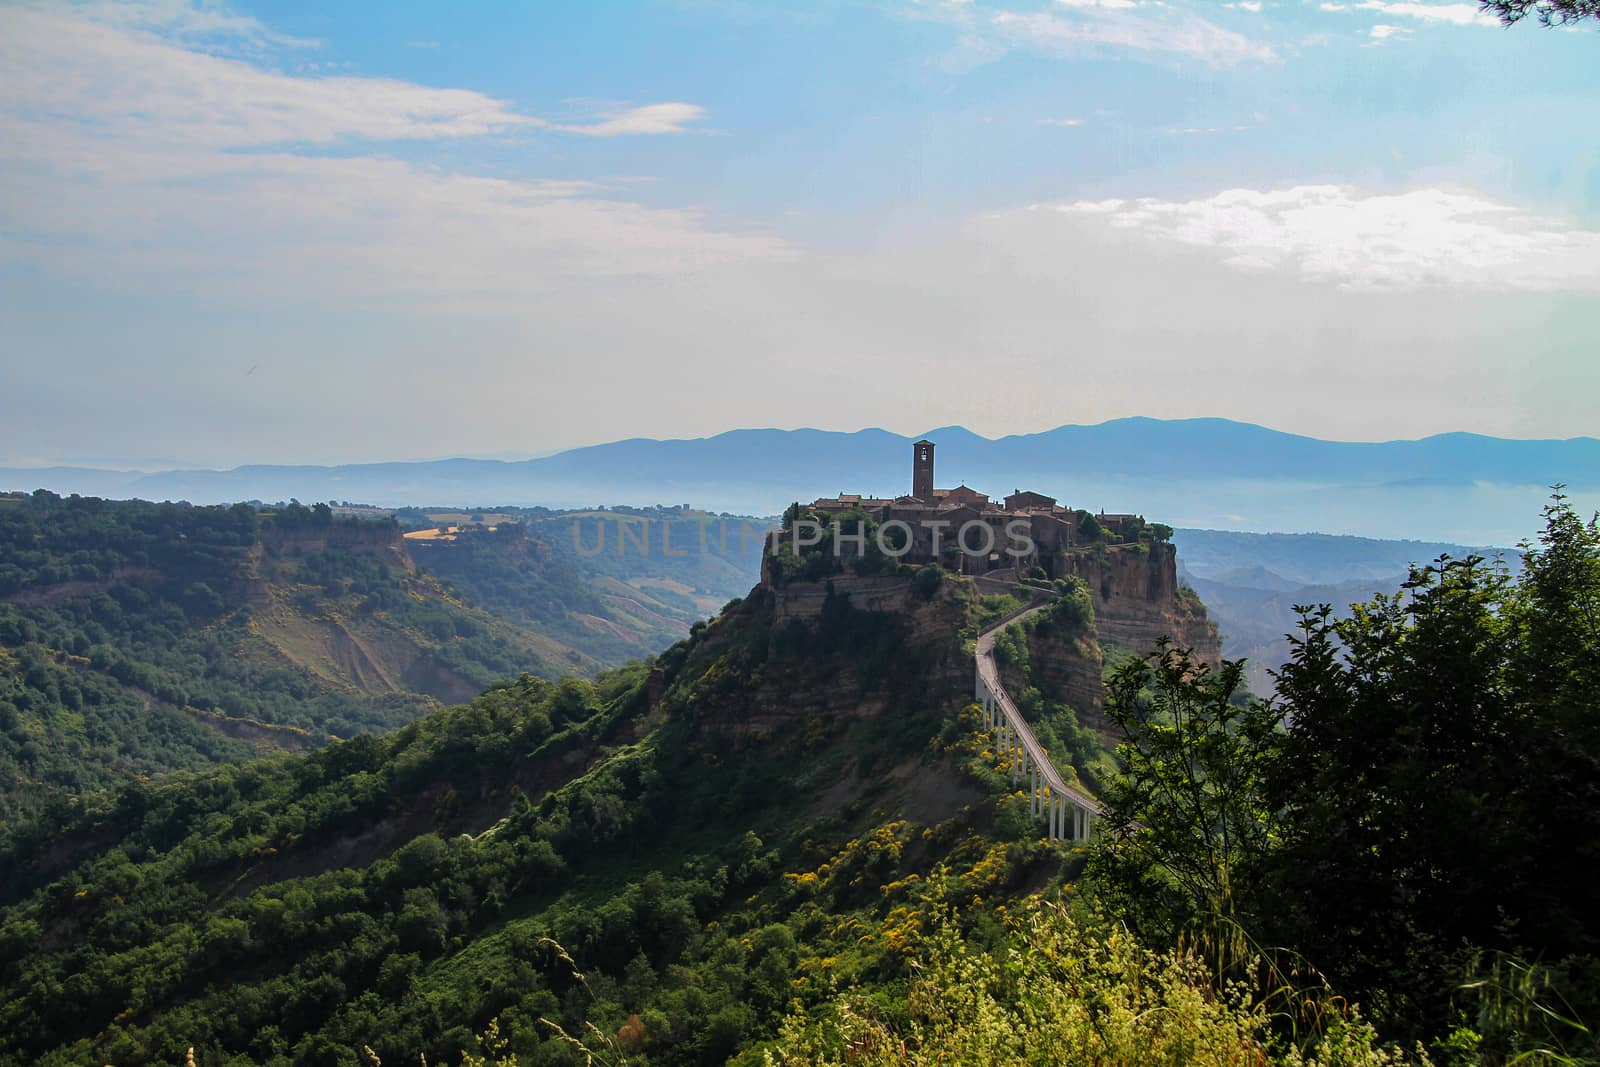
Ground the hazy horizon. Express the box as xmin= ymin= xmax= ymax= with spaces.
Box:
xmin=4 ymin=2 xmax=1599 ymax=471
xmin=4 ymin=416 xmax=1600 ymax=475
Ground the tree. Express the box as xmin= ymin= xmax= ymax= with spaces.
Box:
xmin=1502 ymin=491 xmax=1600 ymax=954
xmin=1480 ymin=0 xmax=1600 ymax=25
xmin=1264 ymin=556 xmax=1529 ymax=1034
xmin=1076 ymin=510 xmax=1104 ymax=543
xmin=1087 ymin=641 xmax=1281 ymax=950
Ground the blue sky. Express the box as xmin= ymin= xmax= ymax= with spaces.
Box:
xmin=1 ymin=0 xmax=1597 ymax=468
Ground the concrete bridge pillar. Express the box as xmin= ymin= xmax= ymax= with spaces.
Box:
xmin=975 ymin=614 xmax=1098 ymax=850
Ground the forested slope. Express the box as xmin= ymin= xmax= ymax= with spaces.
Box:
xmin=402 ymin=508 xmax=767 ymax=666
xmin=0 ymin=571 xmax=1073 ymax=1065
xmin=0 ymin=494 xmax=587 ymax=822
xmin=4 ymin=496 xmax=1597 ymax=1066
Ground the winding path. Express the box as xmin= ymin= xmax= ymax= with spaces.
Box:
xmin=974 ymin=589 xmax=1101 ymax=842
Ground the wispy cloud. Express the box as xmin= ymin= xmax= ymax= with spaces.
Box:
xmin=905 ymin=0 xmax=1279 ymax=67
xmin=0 ymin=2 xmax=780 ymax=303
xmin=1314 ymin=0 xmax=1500 ymax=29
xmin=560 ymin=102 xmax=707 ymax=137
xmin=1047 ymin=185 xmax=1600 ymax=291
xmin=74 ymin=0 xmax=324 ymax=49
xmin=991 ymin=7 xmax=1279 ymax=65
xmin=3 ymin=8 xmax=536 ymax=148
xmin=2 ymin=5 xmax=707 ymax=148
xmin=1166 ymin=123 xmax=1254 ymax=133
xmin=1353 ymin=1 xmax=1499 ymax=26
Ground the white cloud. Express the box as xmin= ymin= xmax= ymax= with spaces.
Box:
xmin=1354 ymin=1 xmax=1499 ymax=25
xmin=1369 ymin=22 xmax=1409 ymax=38
xmin=562 ymin=102 xmax=707 ymax=137
xmin=0 ymin=3 xmax=769 ymax=301
xmin=1048 ymin=185 xmax=1600 ymax=291
xmin=903 ymin=0 xmax=1277 ymax=66
xmin=991 ymin=7 xmax=1279 ymax=65
xmin=1038 ymin=116 xmax=1087 ymax=126
xmin=0 ymin=6 xmax=705 ymax=148
xmin=1224 ymin=2 xmax=1265 ymax=12
xmin=74 ymin=0 xmax=323 ymax=49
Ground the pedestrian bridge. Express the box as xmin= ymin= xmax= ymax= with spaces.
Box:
xmin=974 ymin=592 xmax=1101 ymax=843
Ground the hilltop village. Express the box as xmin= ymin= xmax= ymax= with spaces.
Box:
xmin=795 ymin=439 xmax=1169 ymax=577
xmin=756 ymin=437 xmax=1216 ymax=733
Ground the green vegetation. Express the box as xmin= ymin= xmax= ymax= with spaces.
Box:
xmin=1091 ymin=493 xmax=1600 ymax=1060
xmin=1 ymin=495 xmax=1596 ymax=1065
xmin=773 ymin=898 xmax=1410 ymax=1067
xmin=0 ymin=494 xmax=587 ymax=822
xmin=987 ymin=578 xmax=1108 ymax=789
xmin=407 ymin=509 xmax=765 ymax=665
xmin=766 ymin=506 xmax=905 ymax=585
xmin=1075 ymin=509 xmax=1106 ymax=543
xmin=0 ymin=576 xmax=1073 ymax=1066
xmin=1089 ymin=644 xmax=1276 ymax=947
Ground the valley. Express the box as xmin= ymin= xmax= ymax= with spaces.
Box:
xmin=0 ymin=494 xmax=764 ymax=822
xmin=1 ymin=469 xmax=1595 ymax=1066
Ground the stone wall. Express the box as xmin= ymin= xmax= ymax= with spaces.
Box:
xmin=770 ymin=575 xmax=915 ymax=623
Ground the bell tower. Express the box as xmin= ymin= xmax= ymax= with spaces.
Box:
xmin=912 ymin=439 xmax=935 ymax=501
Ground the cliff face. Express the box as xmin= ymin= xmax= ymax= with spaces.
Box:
xmin=1056 ymin=542 xmax=1218 ymax=664
xmin=680 ymin=575 xmax=973 ymax=744
xmin=1002 ymin=622 xmax=1109 ymax=734
xmin=769 ymin=574 xmax=961 ymax=647
xmin=756 ymin=544 xmax=1218 ymax=741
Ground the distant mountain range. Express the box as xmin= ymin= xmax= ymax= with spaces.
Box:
xmin=4 ymin=419 xmax=1596 ymax=544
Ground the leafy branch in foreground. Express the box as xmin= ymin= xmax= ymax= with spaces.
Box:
xmin=1087 ymin=640 xmax=1281 ymax=956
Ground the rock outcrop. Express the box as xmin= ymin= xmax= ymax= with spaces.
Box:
xmin=1056 ymin=542 xmax=1219 ymax=664
xmin=676 ymin=576 xmax=973 ymax=744
xmin=756 ymin=541 xmax=1219 ymax=739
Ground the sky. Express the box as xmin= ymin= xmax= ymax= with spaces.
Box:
xmin=1 ymin=0 xmax=1597 ymax=470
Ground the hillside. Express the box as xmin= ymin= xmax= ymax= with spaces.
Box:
xmin=6 ymin=419 xmax=1596 ymax=543
xmin=4 ymin=496 xmax=1597 ymax=1065
xmin=0 ymin=494 xmax=597 ymax=822
xmin=1171 ymin=527 xmax=1509 ymax=586
xmin=0 ymin=572 xmax=1055 ymax=1065
xmin=0 ymin=508 xmax=1236 ymax=1066
xmin=0 ymin=494 xmax=781 ymax=823
xmin=399 ymin=508 xmax=768 ymax=665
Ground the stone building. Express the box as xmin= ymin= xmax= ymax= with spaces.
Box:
xmin=803 ymin=439 xmax=1147 ymax=577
